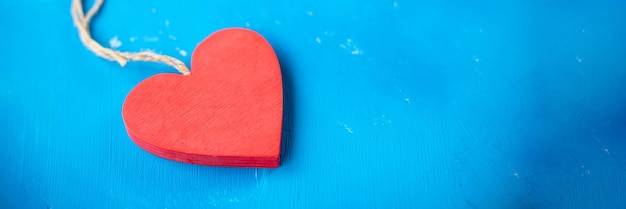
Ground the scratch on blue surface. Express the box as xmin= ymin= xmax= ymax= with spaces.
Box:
xmin=337 ymin=121 xmax=354 ymax=134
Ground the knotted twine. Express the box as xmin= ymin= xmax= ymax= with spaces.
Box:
xmin=71 ymin=0 xmax=191 ymax=76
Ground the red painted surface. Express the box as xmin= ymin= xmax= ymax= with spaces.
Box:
xmin=122 ymin=28 xmax=283 ymax=168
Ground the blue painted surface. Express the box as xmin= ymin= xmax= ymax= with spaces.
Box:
xmin=1 ymin=0 xmax=626 ymax=208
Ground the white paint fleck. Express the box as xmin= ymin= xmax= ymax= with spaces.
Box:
xmin=175 ymin=47 xmax=187 ymax=56
xmin=393 ymin=2 xmax=398 ymax=7
xmin=338 ymin=122 xmax=354 ymax=133
xmin=109 ymin=36 xmax=122 ymax=49
xmin=129 ymin=36 xmax=137 ymax=42
xmin=338 ymin=38 xmax=362 ymax=55
xmin=315 ymin=37 xmax=321 ymax=44
xmin=151 ymin=8 xmax=157 ymax=13
xmin=373 ymin=114 xmax=393 ymax=126
xmin=168 ymin=34 xmax=177 ymax=40
xmin=144 ymin=37 xmax=159 ymax=42
xmin=576 ymin=56 xmax=582 ymax=63
xmin=165 ymin=20 xmax=170 ymax=27
xmin=245 ymin=22 xmax=251 ymax=27
xmin=604 ymin=148 xmax=610 ymax=155
xmin=306 ymin=11 xmax=314 ymax=16
xmin=344 ymin=124 xmax=353 ymax=133
xmin=404 ymin=98 xmax=411 ymax=104
xmin=513 ymin=172 xmax=519 ymax=179
xmin=394 ymin=85 xmax=404 ymax=93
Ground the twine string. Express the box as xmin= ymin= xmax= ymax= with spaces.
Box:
xmin=71 ymin=0 xmax=191 ymax=76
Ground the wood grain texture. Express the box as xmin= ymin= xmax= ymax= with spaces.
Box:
xmin=122 ymin=28 xmax=283 ymax=168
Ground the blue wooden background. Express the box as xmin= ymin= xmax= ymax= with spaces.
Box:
xmin=2 ymin=0 xmax=626 ymax=208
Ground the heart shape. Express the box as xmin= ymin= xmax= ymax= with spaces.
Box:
xmin=122 ymin=28 xmax=283 ymax=168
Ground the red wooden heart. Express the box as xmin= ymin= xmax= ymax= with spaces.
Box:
xmin=122 ymin=28 xmax=283 ymax=168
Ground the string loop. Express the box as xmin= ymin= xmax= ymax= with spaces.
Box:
xmin=71 ymin=0 xmax=191 ymax=76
